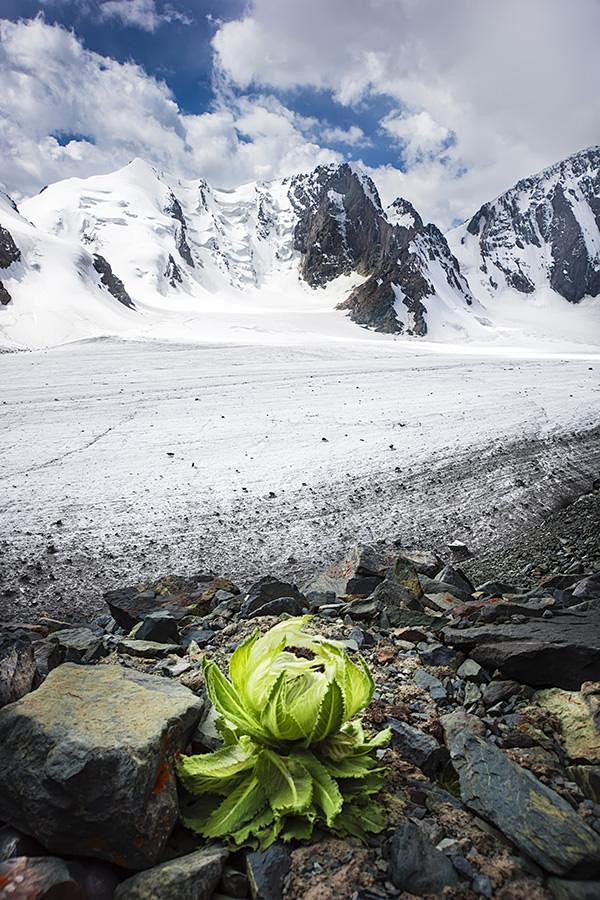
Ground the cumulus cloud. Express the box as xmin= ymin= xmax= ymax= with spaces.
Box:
xmin=98 ymin=0 xmax=192 ymax=31
xmin=0 ymin=17 xmax=338 ymax=200
xmin=213 ymin=0 xmax=600 ymax=226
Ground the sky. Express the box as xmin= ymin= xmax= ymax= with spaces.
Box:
xmin=0 ymin=0 xmax=598 ymax=228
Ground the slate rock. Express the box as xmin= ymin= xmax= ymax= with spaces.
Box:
xmin=390 ymin=821 xmax=459 ymax=893
xmin=220 ymin=866 xmax=250 ymax=898
xmin=302 ymin=545 xmax=388 ymax=597
xmin=345 ymin=574 xmax=383 ymax=596
xmin=420 ymin=575 xmax=472 ymax=602
xmin=395 ymin=548 xmax=442 ymax=577
xmin=391 ymin=557 xmax=423 ymax=597
xmin=241 ymin=577 xmax=305 ymax=617
xmin=246 ymin=844 xmax=291 ymax=900
xmin=572 ymin=574 xmax=600 ymax=600
xmin=476 ymin=580 xmax=517 ymax=597
xmin=443 ymin=612 xmax=600 ymax=689
xmin=435 ymin=565 xmax=475 ymax=597
xmin=482 ymin=680 xmax=522 ymax=707
xmin=244 ymin=596 xmax=305 ymax=619
xmin=0 ymin=663 xmax=204 ymax=868
xmin=536 ymin=688 xmax=600 ymax=763
xmin=50 ymin=627 xmax=106 ymax=664
xmin=117 ymin=638 xmax=183 ymax=658
xmin=32 ymin=639 xmax=64 ymax=678
xmin=105 ymin=587 xmax=191 ymax=630
xmin=414 ymin=668 xmax=447 ymax=700
xmin=449 ymin=730 xmax=600 ymax=875
xmin=0 ymin=632 xmax=37 ymax=707
xmin=388 ymin=717 xmax=449 ymax=775
xmin=180 ymin=628 xmax=216 ymax=650
xmin=135 ymin=611 xmax=180 ymax=644
xmin=114 ymin=846 xmax=228 ymax=900
xmin=547 ymin=878 xmax=600 ymax=899
xmin=569 ymin=765 xmax=600 ymax=803
xmin=457 ymin=658 xmax=487 ymax=683
xmin=0 ymin=856 xmax=83 ymax=899
xmin=419 ymin=643 xmax=457 ymax=666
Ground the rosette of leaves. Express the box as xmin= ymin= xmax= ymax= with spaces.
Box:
xmin=177 ymin=616 xmax=391 ymax=849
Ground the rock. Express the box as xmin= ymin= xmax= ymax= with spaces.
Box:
xmin=391 ymin=557 xmax=423 ymax=597
xmin=0 ymin=824 xmax=45 ymax=861
xmin=536 ymin=688 xmax=600 ymax=763
xmin=395 ymin=549 xmax=442 ymax=577
xmin=68 ymin=859 xmax=125 ymax=900
xmin=482 ymin=680 xmax=522 ymax=707
xmin=50 ymin=627 xmax=106 ymax=663
xmin=220 ymin=866 xmax=250 ymax=898
xmin=572 ymin=574 xmax=600 ymax=600
xmin=244 ymin=596 xmax=305 ymax=619
xmin=472 ymin=873 xmax=494 ymax=897
xmin=135 ymin=612 xmax=180 ymax=644
xmin=302 ymin=545 xmax=388 ymax=597
xmin=420 ymin=575 xmax=472 ymax=602
xmin=180 ymin=628 xmax=215 ymax=650
xmin=442 ymin=611 xmax=600 ymax=689
xmin=447 ymin=539 xmax=473 ymax=561
xmin=104 ymin=575 xmax=234 ymax=630
xmin=547 ymin=878 xmax=600 ymax=899
xmin=246 ymin=844 xmax=291 ymax=900
xmin=414 ymin=668 xmax=447 ymax=700
xmin=114 ymin=846 xmax=228 ymax=900
xmin=440 ymin=708 xmax=486 ymax=746
xmin=435 ymin=565 xmax=475 ymax=597
xmin=0 ymin=663 xmax=204 ymax=868
xmin=388 ymin=717 xmax=449 ymax=775
xmin=422 ymin=591 xmax=464 ymax=612
xmin=241 ymin=577 xmax=305 ymax=617
xmin=477 ymin=580 xmax=518 ymax=597
xmin=32 ymin=639 xmax=63 ymax=678
xmin=0 ymin=856 xmax=83 ymax=899
xmin=0 ymin=633 xmax=37 ymax=708
xmin=345 ymin=575 xmax=383 ymax=596
xmin=418 ymin=643 xmax=457 ymax=666
xmin=457 ymin=659 xmax=487 ymax=683
xmin=449 ymin=730 xmax=600 ymax=875
xmin=569 ymin=766 xmax=600 ymax=803
xmin=117 ymin=638 xmax=183 ymax=658
xmin=390 ymin=821 xmax=459 ymax=893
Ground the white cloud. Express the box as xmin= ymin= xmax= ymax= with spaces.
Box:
xmin=320 ymin=125 xmax=371 ymax=148
xmin=213 ymin=0 xmax=600 ymax=226
xmin=98 ymin=0 xmax=191 ymax=31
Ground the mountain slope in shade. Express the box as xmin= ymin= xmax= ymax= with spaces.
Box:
xmin=450 ymin=146 xmax=600 ymax=303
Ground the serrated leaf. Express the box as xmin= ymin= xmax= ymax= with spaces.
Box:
xmin=356 ymin=800 xmax=387 ymax=833
xmin=292 ymin=750 xmax=343 ymax=826
xmin=202 ymin=773 xmax=267 ymax=838
xmin=323 ymin=754 xmax=382 ymax=779
xmin=228 ymin=805 xmax=275 ymax=847
xmin=176 ymin=735 xmax=258 ymax=793
xmin=180 ymin=793 xmax=223 ymax=834
xmin=280 ymin=815 xmax=315 ymax=842
xmin=337 ymin=771 xmax=387 ymax=797
xmin=255 ymin=817 xmax=284 ymax=851
xmin=203 ymin=659 xmax=265 ymax=741
xmin=256 ymin=748 xmax=313 ymax=816
xmin=342 ymin=653 xmax=374 ymax=718
xmin=261 ymin=671 xmax=305 ymax=742
xmin=308 ymin=678 xmax=345 ymax=744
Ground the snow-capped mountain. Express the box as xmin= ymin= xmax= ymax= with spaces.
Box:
xmin=450 ymin=146 xmax=600 ymax=304
xmin=0 ymin=149 xmax=599 ymax=350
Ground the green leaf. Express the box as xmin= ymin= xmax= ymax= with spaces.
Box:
xmin=323 ymin=754 xmax=382 ymax=779
xmin=176 ymin=736 xmax=258 ymax=793
xmin=337 ymin=771 xmax=387 ymax=797
xmin=280 ymin=815 xmax=315 ymax=842
xmin=356 ymin=800 xmax=387 ymax=833
xmin=308 ymin=678 xmax=345 ymax=744
xmin=203 ymin=659 xmax=266 ymax=741
xmin=342 ymin=654 xmax=374 ymax=719
xmin=180 ymin=793 xmax=222 ymax=834
xmin=261 ymin=671 xmax=305 ymax=742
xmin=292 ymin=750 xmax=343 ymax=826
xmin=228 ymin=805 xmax=275 ymax=847
xmin=255 ymin=748 xmax=313 ymax=816
xmin=202 ymin=773 xmax=268 ymax=838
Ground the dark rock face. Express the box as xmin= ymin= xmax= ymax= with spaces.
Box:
xmin=165 ymin=191 xmax=195 ymax=268
xmin=463 ymin=145 xmax=600 ymax=303
xmin=0 ymin=633 xmax=37 ymax=708
xmin=0 ymin=280 xmax=11 ymax=305
xmin=241 ymin=576 xmax=306 ymax=617
xmin=0 ymin=224 xmax=21 ymax=269
xmin=390 ymin=821 xmax=458 ymax=893
xmin=449 ymin=730 xmax=600 ymax=876
xmin=246 ymin=844 xmax=291 ymax=900
xmin=287 ymin=163 xmax=473 ymax=335
xmin=92 ymin=254 xmax=135 ymax=309
xmin=0 ymin=663 xmax=204 ymax=869
xmin=165 ymin=253 xmax=183 ymax=287
xmin=114 ymin=846 xmax=227 ymax=900
xmin=442 ymin=610 xmax=600 ymax=689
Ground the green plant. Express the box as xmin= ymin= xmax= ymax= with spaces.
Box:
xmin=177 ymin=616 xmax=391 ymax=849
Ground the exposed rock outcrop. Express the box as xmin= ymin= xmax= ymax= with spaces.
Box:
xmin=92 ymin=254 xmax=135 ymax=309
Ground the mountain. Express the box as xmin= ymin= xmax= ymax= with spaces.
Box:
xmin=450 ymin=145 xmax=600 ymax=304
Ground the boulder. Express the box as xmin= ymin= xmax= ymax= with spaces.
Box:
xmin=434 ymin=565 xmax=475 ymax=597
xmin=241 ymin=577 xmax=305 ymax=617
xmin=105 ymin=575 xmax=236 ymax=630
xmin=135 ymin=612 xmax=180 ymax=644
xmin=388 ymin=718 xmax=449 ymax=775
xmin=390 ymin=821 xmax=458 ymax=893
xmin=449 ymin=730 xmax=600 ymax=875
xmin=0 ymin=663 xmax=204 ymax=868
xmin=0 ymin=632 xmax=37 ymax=707
xmin=114 ymin=846 xmax=228 ymax=900
xmin=394 ymin=548 xmax=442 ymax=577
xmin=442 ymin=611 xmax=600 ymax=689
xmin=345 ymin=575 xmax=383 ymax=596
xmin=49 ymin=627 xmax=106 ymax=663
xmin=244 ymin=596 xmax=305 ymax=619
xmin=420 ymin=575 xmax=472 ymax=602
xmin=117 ymin=638 xmax=183 ymax=659
xmin=547 ymin=878 xmax=600 ymax=899
xmin=246 ymin=844 xmax=291 ymax=900
xmin=572 ymin=574 xmax=600 ymax=600
xmin=0 ymin=824 xmax=45 ymax=861
xmin=0 ymin=856 xmax=83 ymax=899
xmin=536 ymin=688 xmax=600 ymax=763
xmin=391 ymin=557 xmax=423 ymax=597
xmin=302 ymin=545 xmax=389 ymax=597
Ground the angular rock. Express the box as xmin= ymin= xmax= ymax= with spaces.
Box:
xmin=241 ymin=577 xmax=305 ymax=617
xmin=482 ymin=680 xmax=522 ymax=707
xmin=443 ymin=611 xmax=600 ymax=689
xmin=302 ymin=545 xmax=388 ymax=597
xmin=568 ymin=766 xmax=600 ymax=803
xmin=547 ymin=878 xmax=600 ymax=899
xmin=434 ymin=565 xmax=475 ymax=597
xmin=440 ymin=708 xmax=486 ymax=747
xmin=414 ymin=668 xmax=447 ymax=700
xmin=418 ymin=643 xmax=457 ymax=666
xmin=395 ymin=548 xmax=442 ymax=577
xmin=476 ymin=580 xmax=518 ymax=597
xmin=0 ymin=663 xmax=204 ymax=868
xmin=114 ymin=846 xmax=228 ymax=900
xmin=391 ymin=557 xmax=423 ymax=597
xmin=0 ymin=632 xmax=37 ymax=708
xmin=390 ymin=821 xmax=458 ymax=893
xmin=420 ymin=574 xmax=472 ymax=602
xmin=572 ymin=574 xmax=600 ymax=600
xmin=536 ymin=688 xmax=600 ymax=763
xmin=180 ymin=628 xmax=215 ymax=650
xmin=50 ymin=627 xmax=106 ymax=663
xmin=388 ymin=718 xmax=449 ymax=776
xmin=135 ymin=611 xmax=180 ymax=644
xmin=0 ymin=856 xmax=83 ymax=899
xmin=105 ymin=575 xmax=235 ymax=630
xmin=457 ymin=659 xmax=487 ymax=683
xmin=117 ymin=638 xmax=183 ymax=659
xmin=449 ymin=730 xmax=600 ymax=875
xmin=244 ymin=596 xmax=305 ymax=620
xmin=246 ymin=844 xmax=291 ymax=900
xmin=345 ymin=575 xmax=383 ymax=596
xmin=0 ymin=824 xmax=45 ymax=861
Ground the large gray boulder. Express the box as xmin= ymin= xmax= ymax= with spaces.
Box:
xmin=0 ymin=663 xmax=204 ymax=868
xmin=450 ymin=730 xmax=600 ymax=876
xmin=114 ymin=846 xmax=228 ymax=899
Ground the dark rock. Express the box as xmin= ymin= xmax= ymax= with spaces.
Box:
xmin=395 ymin=549 xmax=442 ymax=578
xmin=0 ymin=663 xmax=204 ymax=868
xmin=69 ymin=859 xmax=125 ymax=900
xmin=443 ymin=611 xmax=600 ymax=689
xmin=569 ymin=766 xmax=600 ymax=804
xmin=482 ymin=680 xmax=522 ymax=707
xmin=135 ymin=611 xmax=180 ymax=644
xmin=388 ymin=718 xmax=449 ymax=776
xmin=547 ymin=878 xmax=600 ymax=899
xmin=472 ymin=873 xmax=493 ymax=897
xmin=0 ymin=824 xmax=45 ymax=861
xmin=104 ymin=582 xmax=207 ymax=630
xmin=114 ymin=846 xmax=228 ymax=899
xmin=220 ymin=865 xmax=250 ymax=898
xmin=476 ymin=580 xmax=518 ymax=597
xmin=419 ymin=643 xmax=457 ymax=666
xmin=246 ymin=843 xmax=291 ymax=900
xmin=245 ymin=596 xmax=305 ymax=619
xmin=0 ymin=856 xmax=83 ymax=898
xmin=180 ymin=628 xmax=215 ymax=650
xmin=117 ymin=638 xmax=183 ymax=659
xmin=449 ymin=730 xmax=600 ymax=875
xmin=420 ymin=574 xmax=472 ymax=602
xmin=92 ymin=254 xmax=135 ymax=308
xmin=414 ymin=668 xmax=447 ymax=700
xmin=32 ymin=639 xmax=63 ymax=678
xmin=457 ymin=659 xmax=487 ymax=683
xmin=0 ymin=279 xmax=11 ymax=305
xmin=50 ymin=627 xmax=106 ymax=663
xmin=302 ymin=545 xmax=388 ymax=597
xmin=0 ymin=632 xmax=36 ymax=707
xmin=447 ymin=539 xmax=473 ymax=561
xmin=390 ymin=821 xmax=459 ymax=893
xmin=241 ymin=577 xmax=305 ymax=617
xmin=572 ymin=574 xmax=600 ymax=600
xmin=345 ymin=575 xmax=383 ymax=596
xmin=435 ymin=565 xmax=475 ymax=597
xmin=0 ymin=224 xmax=21 ymax=269
xmin=391 ymin=557 xmax=423 ymax=597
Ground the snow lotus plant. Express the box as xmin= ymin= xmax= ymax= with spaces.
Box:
xmin=177 ymin=616 xmax=391 ymax=849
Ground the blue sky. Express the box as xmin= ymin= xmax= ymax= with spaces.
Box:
xmin=0 ymin=0 xmax=597 ymax=227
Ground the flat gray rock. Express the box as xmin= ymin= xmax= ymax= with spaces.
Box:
xmin=114 ymin=846 xmax=228 ymax=900
xmin=0 ymin=663 xmax=204 ymax=868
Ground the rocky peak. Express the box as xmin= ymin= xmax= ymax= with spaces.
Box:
xmin=386 ymin=197 xmax=423 ymax=232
